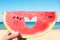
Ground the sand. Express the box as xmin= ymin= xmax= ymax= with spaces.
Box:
xmin=0 ymin=30 xmax=60 ymax=40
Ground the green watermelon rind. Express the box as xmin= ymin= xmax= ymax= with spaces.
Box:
xmin=2 ymin=12 xmax=57 ymax=39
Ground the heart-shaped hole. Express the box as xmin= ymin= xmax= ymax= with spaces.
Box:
xmin=24 ymin=16 xmax=37 ymax=28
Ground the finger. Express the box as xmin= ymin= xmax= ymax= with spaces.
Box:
xmin=3 ymin=30 xmax=11 ymax=37
xmin=12 ymin=37 xmax=18 ymax=40
xmin=7 ymin=32 xmax=19 ymax=40
xmin=5 ymin=30 xmax=11 ymax=36
xmin=1 ymin=31 xmax=11 ymax=40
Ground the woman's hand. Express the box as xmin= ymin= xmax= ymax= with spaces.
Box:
xmin=1 ymin=31 xmax=20 ymax=40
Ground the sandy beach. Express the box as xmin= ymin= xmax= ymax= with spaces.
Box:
xmin=0 ymin=30 xmax=60 ymax=40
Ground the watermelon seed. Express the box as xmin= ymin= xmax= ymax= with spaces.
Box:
xmin=19 ymin=18 xmax=22 ymax=20
xmin=17 ymin=16 xmax=19 ymax=19
xmin=13 ymin=16 xmax=15 ymax=19
xmin=48 ymin=16 xmax=52 ymax=18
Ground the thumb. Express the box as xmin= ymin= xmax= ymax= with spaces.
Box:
xmin=7 ymin=32 xmax=19 ymax=40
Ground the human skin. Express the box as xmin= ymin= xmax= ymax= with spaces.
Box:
xmin=1 ymin=31 xmax=19 ymax=40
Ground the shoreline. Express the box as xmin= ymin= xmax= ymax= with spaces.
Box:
xmin=0 ymin=30 xmax=60 ymax=40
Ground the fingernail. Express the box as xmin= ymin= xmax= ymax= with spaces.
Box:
xmin=15 ymin=32 xmax=19 ymax=36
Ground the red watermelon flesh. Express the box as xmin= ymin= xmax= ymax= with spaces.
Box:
xmin=3 ymin=11 xmax=56 ymax=38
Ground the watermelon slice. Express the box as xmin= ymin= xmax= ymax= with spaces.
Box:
xmin=3 ymin=11 xmax=57 ymax=39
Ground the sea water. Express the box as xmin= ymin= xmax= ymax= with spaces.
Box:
xmin=0 ymin=22 xmax=60 ymax=30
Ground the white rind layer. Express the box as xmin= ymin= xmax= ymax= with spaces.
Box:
xmin=3 ymin=12 xmax=57 ymax=40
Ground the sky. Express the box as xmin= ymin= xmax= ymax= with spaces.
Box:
xmin=0 ymin=0 xmax=60 ymax=22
